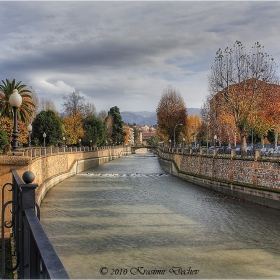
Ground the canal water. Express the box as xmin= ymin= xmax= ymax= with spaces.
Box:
xmin=40 ymin=154 xmax=280 ymax=279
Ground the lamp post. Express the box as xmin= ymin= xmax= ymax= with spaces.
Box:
xmin=27 ymin=123 xmax=32 ymax=147
xmin=183 ymin=137 xmax=185 ymax=148
xmin=174 ymin=123 xmax=183 ymax=148
xmin=43 ymin=132 xmax=46 ymax=147
xmin=79 ymin=138 xmax=81 ymax=147
xmin=169 ymin=139 xmax=171 ymax=148
xmin=9 ymin=89 xmax=22 ymax=152
xmin=90 ymin=140 xmax=92 ymax=148
xmin=214 ymin=135 xmax=217 ymax=149
xmin=63 ymin=136 xmax=66 ymax=147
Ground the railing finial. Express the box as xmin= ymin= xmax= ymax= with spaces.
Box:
xmin=22 ymin=171 xmax=35 ymax=184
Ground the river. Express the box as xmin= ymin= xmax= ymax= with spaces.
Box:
xmin=40 ymin=153 xmax=280 ymax=279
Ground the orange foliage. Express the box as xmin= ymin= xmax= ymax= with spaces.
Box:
xmin=123 ymin=125 xmax=131 ymax=145
xmin=0 ymin=117 xmax=29 ymax=147
xmin=62 ymin=112 xmax=84 ymax=145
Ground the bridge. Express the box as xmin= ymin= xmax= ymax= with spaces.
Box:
xmin=130 ymin=146 xmax=158 ymax=154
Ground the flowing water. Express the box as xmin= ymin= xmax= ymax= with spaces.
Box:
xmin=40 ymin=154 xmax=280 ymax=279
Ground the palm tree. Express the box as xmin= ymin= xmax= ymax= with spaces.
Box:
xmin=0 ymin=79 xmax=35 ymax=122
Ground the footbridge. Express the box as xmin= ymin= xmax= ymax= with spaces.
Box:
xmin=130 ymin=146 xmax=158 ymax=154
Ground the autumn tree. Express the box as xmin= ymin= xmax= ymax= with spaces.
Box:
xmin=0 ymin=130 xmax=9 ymax=153
xmin=62 ymin=90 xmax=85 ymax=144
xmin=208 ymin=41 xmax=278 ymax=154
xmin=186 ymin=115 xmax=201 ymax=145
xmin=156 ymin=85 xmax=187 ymax=146
xmin=260 ymin=84 xmax=280 ymax=148
xmin=123 ymin=125 xmax=131 ymax=145
xmin=0 ymin=117 xmax=29 ymax=148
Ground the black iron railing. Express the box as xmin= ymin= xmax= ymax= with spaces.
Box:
xmin=1 ymin=169 xmax=70 ymax=279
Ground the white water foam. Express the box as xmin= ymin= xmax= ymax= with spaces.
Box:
xmin=78 ymin=173 xmax=169 ymax=178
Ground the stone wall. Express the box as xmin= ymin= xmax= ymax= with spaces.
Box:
xmin=158 ymin=150 xmax=280 ymax=209
xmin=0 ymin=146 xmax=131 ymax=236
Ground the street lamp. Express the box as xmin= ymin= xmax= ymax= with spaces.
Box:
xmin=90 ymin=140 xmax=92 ymax=147
xmin=183 ymin=137 xmax=185 ymax=148
xmin=214 ymin=135 xmax=217 ymax=149
xmin=169 ymin=139 xmax=171 ymax=148
xmin=174 ymin=123 xmax=183 ymax=148
xmin=27 ymin=123 xmax=32 ymax=147
xmin=79 ymin=138 xmax=81 ymax=147
xmin=9 ymin=89 xmax=22 ymax=151
xmin=63 ymin=136 xmax=66 ymax=147
xmin=43 ymin=132 xmax=46 ymax=147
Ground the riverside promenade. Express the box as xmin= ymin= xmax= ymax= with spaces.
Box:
xmin=0 ymin=145 xmax=131 ymax=237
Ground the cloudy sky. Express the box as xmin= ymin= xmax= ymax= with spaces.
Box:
xmin=1 ymin=1 xmax=280 ymax=114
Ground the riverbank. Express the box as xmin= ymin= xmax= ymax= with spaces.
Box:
xmin=158 ymin=153 xmax=280 ymax=210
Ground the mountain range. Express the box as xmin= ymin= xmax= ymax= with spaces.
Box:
xmin=121 ymin=108 xmax=200 ymax=126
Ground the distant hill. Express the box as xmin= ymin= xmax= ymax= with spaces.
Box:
xmin=121 ymin=108 xmax=200 ymax=126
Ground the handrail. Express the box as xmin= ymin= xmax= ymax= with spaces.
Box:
xmin=1 ymin=169 xmax=70 ymax=279
xmin=21 ymin=145 xmax=124 ymax=160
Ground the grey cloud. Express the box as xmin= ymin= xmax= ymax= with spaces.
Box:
xmin=0 ymin=1 xmax=280 ymax=112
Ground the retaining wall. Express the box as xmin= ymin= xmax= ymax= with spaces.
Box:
xmin=0 ymin=146 xmax=131 ymax=236
xmin=158 ymin=150 xmax=280 ymax=209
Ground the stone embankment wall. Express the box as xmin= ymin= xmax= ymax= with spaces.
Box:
xmin=0 ymin=146 xmax=131 ymax=236
xmin=158 ymin=150 xmax=280 ymax=209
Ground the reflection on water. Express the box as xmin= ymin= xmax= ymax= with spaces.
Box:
xmin=40 ymin=154 xmax=280 ymax=279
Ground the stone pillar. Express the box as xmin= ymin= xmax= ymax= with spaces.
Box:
xmin=255 ymin=149 xmax=260 ymax=160
xmin=213 ymin=149 xmax=217 ymax=157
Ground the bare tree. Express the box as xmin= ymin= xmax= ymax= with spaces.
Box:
xmin=83 ymin=102 xmax=97 ymax=118
xmin=208 ymin=41 xmax=278 ymax=154
xmin=105 ymin=113 xmax=113 ymax=144
xmin=29 ymin=86 xmax=39 ymax=122
xmin=62 ymin=90 xmax=85 ymax=117
xmin=39 ymin=97 xmax=57 ymax=114
xmin=98 ymin=110 xmax=107 ymax=121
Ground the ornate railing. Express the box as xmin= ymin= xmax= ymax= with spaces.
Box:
xmin=1 ymin=170 xmax=70 ymax=279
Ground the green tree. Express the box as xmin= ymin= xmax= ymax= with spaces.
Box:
xmin=107 ymin=106 xmax=126 ymax=145
xmin=0 ymin=79 xmax=35 ymax=122
xmin=83 ymin=116 xmax=106 ymax=147
xmin=32 ymin=110 xmax=64 ymax=146
xmin=0 ymin=130 xmax=9 ymax=154
xmin=147 ymin=136 xmax=159 ymax=146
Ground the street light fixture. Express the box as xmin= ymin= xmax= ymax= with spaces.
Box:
xmin=174 ymin=123 xmax=183 ymax=148
xmin=27 ymin=123 xmax=32 ymax=147
xmin=9 ymin=89 xmax=22 ymax=151
xmin=169 ymin=139 xmax=171 ymax=148
xmin=63 ymin=136 xmax=66 ymax=147
xmin=183 ymin=137 xmax=185 ymax=148
xmin=214 ymin=135 xmax=217 ymax=149
xmin=43 ymin=132 xmax=46 ymax=147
